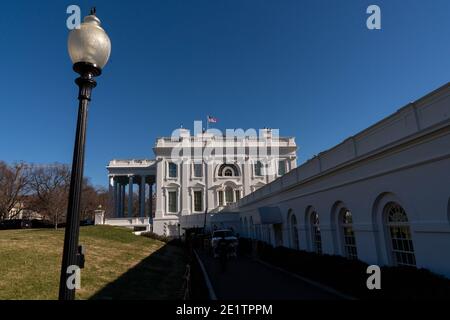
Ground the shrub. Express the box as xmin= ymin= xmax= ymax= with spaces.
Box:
xmin=240 ymin=239 xmax=450 ymax=299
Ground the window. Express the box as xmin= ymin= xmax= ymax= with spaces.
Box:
xmin=194 ymin=191 xmax=203 ymax=212
xmin=385 ymin=202 xmax=416 ymax=267
xmin=218 ymin=191 xmax=224 ymax=206
xmin=311 ymin=211 xmax=322 ymax=254
xmin=218 ymin=164 xmax=239 ymax=176
xmin=193 ymin=163 xmax=203 ymax=178
xmin=289 ymin=211 xmax=299 ymax=250
xmin=340 ymin=209 xmax=358 ymax=260
xmin=168 ymin=162 xmax=177 ymax=178
xmin=278 ymin=160 xmax=286 ymax=176
xmin=225 ymin=187 xmax=234 ymax=203
xmin=168 ymin=191 xmax=177 ymax=213
xmin=235 ymin=190 xmax=241 ymax=201
xmin=254 ymin=161 xmax=263 ymax=176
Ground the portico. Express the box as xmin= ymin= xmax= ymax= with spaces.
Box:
xmin=107 ymin=160 xmax=157 ymax=220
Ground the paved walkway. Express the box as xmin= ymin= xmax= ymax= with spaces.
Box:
xmin=196 ymin=249 xmax=341 ymax=300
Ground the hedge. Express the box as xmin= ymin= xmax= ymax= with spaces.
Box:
xmin=239 ymin=238 xmax=450 ymax=299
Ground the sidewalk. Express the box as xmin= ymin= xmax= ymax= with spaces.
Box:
xmin=196 ymin=249 xmax=341 ymax=300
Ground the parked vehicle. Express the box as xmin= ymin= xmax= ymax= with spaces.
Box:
xmin=211 ymin=229 xmax=238 ymax=258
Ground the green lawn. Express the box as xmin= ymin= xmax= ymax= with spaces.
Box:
xmin=0 ymin=225 xmax=187 ymax=300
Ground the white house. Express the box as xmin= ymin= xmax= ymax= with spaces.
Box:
xmin=105 ymin=127 xmax=297 ymax=235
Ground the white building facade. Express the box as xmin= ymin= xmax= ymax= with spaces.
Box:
xmin=106 ymin=128 xmax=297 ymax=236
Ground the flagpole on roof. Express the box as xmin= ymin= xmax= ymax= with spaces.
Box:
xmin=206 ymin=115 xmax=209 ymax=132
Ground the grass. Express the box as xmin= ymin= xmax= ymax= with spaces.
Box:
xmin=0 ymin=225 xmax=187 ymax=300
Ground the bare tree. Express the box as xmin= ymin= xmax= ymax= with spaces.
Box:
xmin=1 ymin=161 xmax=109 ymax=227
xmin=80 ymin=180 xmax=109 ymax=221
xmin=28 ymin=163 xmax=71 ymax=229
xmin=0 ymin=161 xmax=31 ymax=221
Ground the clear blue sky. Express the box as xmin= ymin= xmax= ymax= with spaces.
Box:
xmin=1 ymin=0 xmax=449 ymax=187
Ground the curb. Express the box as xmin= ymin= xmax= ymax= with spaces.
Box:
xmin=255 ymin=258 xmax=357 ymax=300
xmin=193 ymin=249 xmax=218 ymax=300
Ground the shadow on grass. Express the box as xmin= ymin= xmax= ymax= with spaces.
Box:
xmin=90 ymin=243 xmax=187 ymax=300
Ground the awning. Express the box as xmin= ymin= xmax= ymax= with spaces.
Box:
xmin=257 ymin=207 xmax=283 ymax=225
xmin=210 ymin=212 xmax=239 ymax=223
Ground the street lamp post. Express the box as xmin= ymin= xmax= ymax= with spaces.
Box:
xmin=59 ymin=8 xmax=111 ymax=300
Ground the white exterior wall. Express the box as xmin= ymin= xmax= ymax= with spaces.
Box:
xmin=209 ymin=83 xmax=450 ymax=277
xmin=152 ymin=131 xmax=297 ymax=236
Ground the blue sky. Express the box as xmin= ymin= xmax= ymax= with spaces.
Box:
xmin=0 ymin=0 xmax=449 ymax=187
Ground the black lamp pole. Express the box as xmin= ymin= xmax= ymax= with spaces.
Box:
xmin=58 ymin=62 xmax=101 ymax=300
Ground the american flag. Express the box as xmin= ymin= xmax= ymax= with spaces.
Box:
xmin=207 ymin=115 xmax=218 ymax=123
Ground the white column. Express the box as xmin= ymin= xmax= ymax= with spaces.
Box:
xmin=149 ymin=183 xmax=153 ymax=218
xmin=128 ymin=175 xmax=134 ymax=217
xmin=155 ymin=160 xmax=164 ymax=218
xmin=113 ymin=178 xmax=119 ymax=217
xmin=118 ymin=183 xmax=122 ymax=217
xmin=181 ymin=160 xmax=189 ymax=215
xmin=243 ymin=160 xmax=251 ymax=196
xmin=206 ymin=161 xmax=214 ymax=211
xmin=121 ymin=183 xmax=126 ymax=217
xmin=108 ymin=175 xmax=114 ymax=216
xmin=140 ymin=176 xmax=146 ymax=218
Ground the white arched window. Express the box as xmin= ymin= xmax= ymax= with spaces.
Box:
xmin=218 ymin=164 xmax=239 ymax=177
xmin=385 ymin=202 xmax=416 ymax=267
xmin=340 ymin=208 xmax=358 ymax=260
xmin=288 ymin=210 xmax=299 ymax=250
xmin=311 ymin=211 xmax=322 ymax=254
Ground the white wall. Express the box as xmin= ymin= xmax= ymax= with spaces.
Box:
xmin=216 ymin=83 xmax=450 ymax=277
xmin=152 ymin=131 xmax=297 ymax=236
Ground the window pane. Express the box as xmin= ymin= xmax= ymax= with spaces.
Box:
xmin=278 ymin=160 xmax=286 ymax=176
xmin=168 ymin=163 xmax=177 ymax=178
xmin=194 ymin=191 xmax=202 ymax=211
xmin=386 ymin=203 xmax=416 ymax=267
xmin=311 ymin=212 xmax=322 ymax=254
xmin=225 ymin=187 xmax=234 ymax=203
xmin=168 ymin=191 xmax=177 ymax=212
xmin=194 ymin=163 xmax=203 ymax=177
xmin=255 ymin=161 xmax=262 ymax=176
xmin=340 ymin=209 xmax=358 ymax=260
xmin=343 ymin=227 xmax=358 ymax=259
xmin=235 ymin=190 xmax=241 ymax=201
